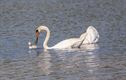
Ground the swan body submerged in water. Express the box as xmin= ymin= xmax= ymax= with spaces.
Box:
xmin=28 ymin=26 xmax=99 ymax=50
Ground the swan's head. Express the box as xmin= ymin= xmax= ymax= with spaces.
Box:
xmin=86 ymin=26 xmax=96 ymax=33
xmin=35 ymin=26 xmax=49 ymax=44
xmin=86 ymin=26 xmax=94 ymax=32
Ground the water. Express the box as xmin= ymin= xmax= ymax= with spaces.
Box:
xmin=0 ymin=0 xmax=126 ymax=80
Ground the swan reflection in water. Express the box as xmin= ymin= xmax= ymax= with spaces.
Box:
xmin=37 ymin=51 xmax=52 ymax=75
xmin=28 ymin=43 xmax=100 ymax=79
xmin=28 ymin=50 xmax=52 ymax=75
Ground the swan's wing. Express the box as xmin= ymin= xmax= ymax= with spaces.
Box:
xmin=71 ymin=41 xmax=82 ymax=48
xmin=80 ymin=33 xmax=86 ymax=40
xmin=72 ymin=33 xmax=87 ymax=48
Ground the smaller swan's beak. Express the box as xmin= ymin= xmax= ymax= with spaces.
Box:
xmin=35 ymin=30 xmax=39 ymax=45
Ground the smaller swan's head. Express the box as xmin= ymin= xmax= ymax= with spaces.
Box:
xmin=35 ymin=26 xmax=49 ymax=44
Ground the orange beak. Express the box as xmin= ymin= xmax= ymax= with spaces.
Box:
xmin=35 ymin=30 xmax=39 ymax=45
xmin=36 ymin=30 xmax=39 ymax=38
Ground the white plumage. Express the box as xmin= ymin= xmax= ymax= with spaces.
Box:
xmin=28 ymin=26 xmax=99 ymax=50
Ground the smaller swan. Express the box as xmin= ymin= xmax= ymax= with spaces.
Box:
xmin=33 ymin=26 xmax=81 ymax=50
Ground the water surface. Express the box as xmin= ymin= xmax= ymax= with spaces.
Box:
xmin=0 ymin=0 xmax=126 ymax=80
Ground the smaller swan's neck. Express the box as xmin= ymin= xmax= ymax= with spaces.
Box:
xmin=43 ymin=27 xmax=50 ymax=49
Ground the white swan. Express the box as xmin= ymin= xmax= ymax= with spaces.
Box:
xmin=28 ymin=26 xmax=99 ymax=50
xmin=34 ymin=26 xmax=81 ymax=49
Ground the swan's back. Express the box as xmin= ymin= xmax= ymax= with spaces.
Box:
xmin=80 ymin=26 xmax=99 ymax=44
xmin=51 ymin=38 xmax=80 ymax=49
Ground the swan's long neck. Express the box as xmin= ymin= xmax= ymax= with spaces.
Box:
xmin=43 ymin=28 xmax=50 ymax=49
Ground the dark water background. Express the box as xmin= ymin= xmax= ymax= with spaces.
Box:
xmin=0 ymin=0 xmax=126 ymax=80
